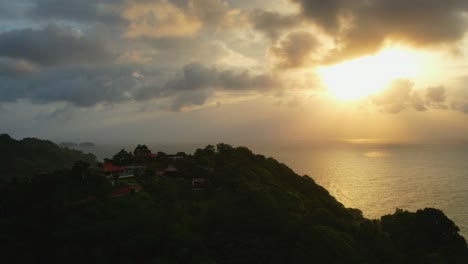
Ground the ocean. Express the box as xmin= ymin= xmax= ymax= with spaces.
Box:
xmin=75 ymin=141 xmax=468 ymax=238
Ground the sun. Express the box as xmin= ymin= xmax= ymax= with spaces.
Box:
xmin=317 ymin=48 xmax=420 ymax=100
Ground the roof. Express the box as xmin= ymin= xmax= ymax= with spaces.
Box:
xmin=103 ymin=162 xmax=126 ymax=172
xmin=192 ymin=178 xmax=207 ymax=182
xmin=164 ymin=164 xmax=179 ymax=172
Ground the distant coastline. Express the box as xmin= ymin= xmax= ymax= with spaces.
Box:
xmin=59 ymin=142 xmax=96 ymax=148
xmin=79 ymin=142 xmax=96 ymax=147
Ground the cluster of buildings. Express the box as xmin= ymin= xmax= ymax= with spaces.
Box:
xmin=102 ymin=151 xmax=208 ymax=191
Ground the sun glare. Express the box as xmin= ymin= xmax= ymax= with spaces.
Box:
xmin=317 ymin=48 xmax=420 ymax=100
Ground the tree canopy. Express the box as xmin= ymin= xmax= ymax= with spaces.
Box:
xmin=1 ymin=141 xmax=467 ymax=263
xmin=0 ymin=134 xmax=97 ymax=180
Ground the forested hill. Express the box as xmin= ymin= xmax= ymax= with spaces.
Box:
xmin=0 ymin=134 xmax=97 ymax=179
xmin=1 ymin=142 xmax=467 ymax=263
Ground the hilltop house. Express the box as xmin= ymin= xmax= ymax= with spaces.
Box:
xmin=192 ymin=178 xmax=208 ymax=191
xmin=166 ymin=152 xmax=186 ymax=161
xmin=156 ymin=164 xmax=181 ymax=178
xmin=103 ymin=162 xmax=146 ymax=184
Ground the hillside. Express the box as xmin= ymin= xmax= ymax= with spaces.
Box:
xmin=0 ymin=134 xmax=97 ymax=179
xmin=0 ymin=143 xmax=467 ymax=263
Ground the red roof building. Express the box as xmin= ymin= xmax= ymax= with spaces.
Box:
xmin=110 ymin=184 xmax=143 ymax=197
xmin=103 ymin=162 xmax=126 ymax=172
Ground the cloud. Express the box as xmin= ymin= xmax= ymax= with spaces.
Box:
xmin=186 ymin=0 xmax=244 ymax=29
xmin=169 ymin=90 xmax=214 ymax=111
xmin=371 ymin=80 xmax=422 ymax=113
xmin=0 ymin=24 xmax=113 ymax=66
xmin=452 ymin=101 xmax=468 ymax=114
xmin=0 ymin=58 xmax=37 ymax=77
xmin=0 ymin=61 xmax=280 ymax=111
xmin=162 ymin=63 xmax=280 ymax=110
xmin=162 ymin=63 xmax=278 ymax=92
xmin=29 ymin=0 xmax=122 ymax=23
xmin=371 ymin=80 xmax=450 ymax=113
xmin=35 ymin=104 xmax=77 ymax=122
xmin=426 ymin=86 xmax=448 ymax=109
xmin=249 ymin=9 xmax=301 ymax=40
xmin=122 ymin=0 xmax=244 ymax=39
xmin=291 ymin=0 xmax=468 ymax=62
xmin=123 ymin=0 xmax=202 ymax=39
xmin=137 ymin=62 xmax=281 ymax=110
xmin=450 ymin=76 xmax=468 ymax=114
xmin=269 ymin=31 xmax=321 ymax=69
xmin=0 ymin=65 xmax=139 ymax=106
xmin=426 ymin=86 xmax=447 ymax=103
xmin=0 ymin=2 xmax=29 ymax=20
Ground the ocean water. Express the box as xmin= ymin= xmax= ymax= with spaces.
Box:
xmin=75 ymin=142 xmax=468 ymax=238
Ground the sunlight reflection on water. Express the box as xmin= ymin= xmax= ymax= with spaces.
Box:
xmin=76 ymin=142 xmax=468 ymax=238
xmin=248 ymin=143 xmax=468 ymax=238
xmin=364 ymin=151 xmax=391 ymax=158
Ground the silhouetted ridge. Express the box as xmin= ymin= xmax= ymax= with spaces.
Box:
xmin=0 ymin=141 xmax=466 ymax=263
xmin=0 ymin=134 xmax=97 ymax=180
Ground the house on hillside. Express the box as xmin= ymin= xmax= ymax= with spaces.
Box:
xmin=104 ymin=162 xmax=126 ymax=178
xmin=125 ymin=165 xmax=146 ymax=176
xmin=192 ymin=178 xmax=208 ymax=191
xmin=156 ymin=164 xmax=181 ymax=178
xmin=103 ymin=162 xmax=146 ymax=184
xmin=166 ymin=152 xmax=186 ymax=161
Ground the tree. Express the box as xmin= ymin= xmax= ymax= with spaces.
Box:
xmin=381 ymin=208 xmax=468 ymax=262
xmin=216 ymin=143 xmax=234 ymax=154
xmin=112 ymin=149 xmax=133 ymax=166
xmin=134 ymin=144 xmax=151 ymax=157
xmin=71 ymin=160 xmax=91 ymax=182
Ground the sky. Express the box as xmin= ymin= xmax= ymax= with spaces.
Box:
xmin=1 ymin=0 xmax=468 ymax=144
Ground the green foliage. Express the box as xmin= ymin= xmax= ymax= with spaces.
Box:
xmin=0 ymin=134 xmax=97 ymax=180
xmin=381 ymin=208 xmax=468 ymax=263
xmin=1 ymin=141 xmax=467 ymax=263
xmin=111 ymin=149 xmax=133 ymax=166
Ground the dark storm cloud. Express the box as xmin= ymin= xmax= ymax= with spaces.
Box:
xmin=0 ymin=58 xmax=37 ymax=77
xmin=135 ymin=63 xmax=281 ymax=111
xmin=371 ymin=80 xmax=449 ymax=114
xmin=269 ymin=31 xmax=320 ymax=69
xmin=160 ymin=63 xmax=280 ymax=111
xmin=29 ymin=0 xmax=123 ymax=23
xmin=291 ymin=0 xmax=347 ymax=32
xmin=0 ymin=4 xmax=15 ymax=18
xmin=0 ymin=65 xmax=139 ymax=106
xmin=0 ymin=24 xmax=113 ymax=66
xmin=162 ymin=63 xmax=278 ymax=92
xmin=0 ymin=2 xmax=30 ymax=20
xmin=0 ymin=62 xmax=280 ymax=111
xmin=291 ymin=0 xmax=468 ymax=62
xmin=249 ymin=10 xmax=301 ymax=40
